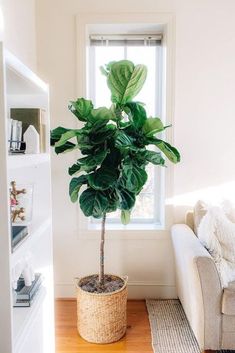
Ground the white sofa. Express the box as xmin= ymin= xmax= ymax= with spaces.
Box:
xmin=171 ymin=212 xmax=235 ymax=351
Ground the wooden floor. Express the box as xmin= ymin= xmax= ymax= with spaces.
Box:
xmin=55 ymin=299 xmax=153 ymax=353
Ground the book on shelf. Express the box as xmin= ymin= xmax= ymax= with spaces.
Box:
xmin=14 ymin=273 xmax=42 ymax=307
xmin=16 ymin=120 xmax=22 ymax=150
xmin=8 ymin=118 xmax=12 ymax=150
xmin=11 ymin=225 xmax=28 ymax=250
xmin=10 ymin=108 xmax=47 ymax=153
xmin=11 ymin=119 xmax=18 ymax=151
xmin=8 ymin=118 xmax=25 ymax=153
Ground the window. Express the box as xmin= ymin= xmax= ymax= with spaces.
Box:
xmin=88 ymin=33 xmax=164 ymax=226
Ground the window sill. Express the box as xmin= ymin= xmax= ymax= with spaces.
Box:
xmin=78 ymin=220 xmax=168 ymax=239
xmin=88 ymin=222 xmax=165 ymax=231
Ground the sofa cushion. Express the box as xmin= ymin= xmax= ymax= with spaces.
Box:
xmin=222 ymin=283 xmax=235 ymax=315
xmin=222 ymin=310 xmax=235 ymax=331
xmin=227 ymin=280 xmax=235 ymax=291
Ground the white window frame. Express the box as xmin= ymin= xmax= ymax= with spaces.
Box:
xmin=76 ymin=13 xmax=175 ymax=237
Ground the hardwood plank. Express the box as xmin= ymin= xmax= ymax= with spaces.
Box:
xmin=55 ymin=300 xmax=153 ymax=353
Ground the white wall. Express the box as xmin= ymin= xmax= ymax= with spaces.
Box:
xmin=36 ymin=0 xmax=235 ymax=298
xmin=0 ymin=0 xmax=36 ymax=70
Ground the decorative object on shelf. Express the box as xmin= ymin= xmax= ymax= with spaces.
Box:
xmin=11 ymin=108 xmax=46 ymax=153
xmin=11 ymin=207 xmax=25 ymax=222
xmin=51 ymin=60 xmax=181 ymax=343
xmin=10 ymin=181 xmax=26 ymax=205
xmin=22 ymin=262 xmax=35 ymax=286
xmin=23 ymin=125 xmax=40 ymax=154
xmin=12 ymin=254 xmax=35 ymax=290
xmin=8 ymin=119 xmax=26 ymax=154
xmin=10 ymin=181 xmax=33 ymax=225
xmin=14 ymin=273 xmax=42 ymax=307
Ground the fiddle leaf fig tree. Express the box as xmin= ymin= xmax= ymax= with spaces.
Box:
xmin=51 ymin=60 xmax=180 ymax=288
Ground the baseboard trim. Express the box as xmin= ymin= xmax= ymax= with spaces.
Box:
xmin=55 ymin=281 xmax=177 ymax=299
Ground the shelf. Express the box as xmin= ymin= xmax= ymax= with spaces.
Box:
xmin=13 ymin=286 xmax=46 ymax=352
xmin=11 ymin=218 xmax=51 ymax=266
xmin=8 ymin=153 xmax=50 ymax=169
xmin=0 ymin=43 xmax=54 ymax=353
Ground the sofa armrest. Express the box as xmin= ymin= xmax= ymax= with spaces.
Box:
xmin=196 ymin=256 xmax=222 ymax=349
xmin=185 ymin=211 xmax=194 ymax=230
xmin=171 ymin=224 xmax=222 ymax=350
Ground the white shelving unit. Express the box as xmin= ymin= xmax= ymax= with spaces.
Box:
xmin=0 ymin=43 xmax=55 ymax=353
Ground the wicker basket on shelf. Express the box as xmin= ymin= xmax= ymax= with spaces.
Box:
xmin=76 ymin=274 xmax=128 ymax=344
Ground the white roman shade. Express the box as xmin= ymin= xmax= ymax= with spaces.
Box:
xmin=89 ymin=34 xmax=162 ymax=46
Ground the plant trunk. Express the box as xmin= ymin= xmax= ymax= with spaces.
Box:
xmin=99 ymin=213 xmax=106 ymax=286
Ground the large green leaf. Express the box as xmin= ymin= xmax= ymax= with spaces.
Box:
xmin=76 ymin=131 xmax=93 ymax=150
xmin=89 ymin=107 xmax=116 ymax=122
xmin=79 ymin=188 xmax=108 ymax=218
xmin=118 ymin=188 xmax=136 ymax=210
xmin=105 ymin=189 xmax=119 ymax=213
xmin=55 ymin=130 xmax=79 ymax=147
xmin=102 ymin=147 xmax=121 ymax=168
xmin=68 ymin=163 xmax=81 ymax=176
xmin=88 ymin=166 xmax=119 ymax=190
xmin=90 ymin=124 xmax=116 ymax=144
xmin=69 ymin=175 xmax=88 ymax=202
xmin=68 ymin=150 xmax=108 ymax=176
xmin=100 ymin=61 xmax=115 ymax=77
xmin=121 ymin=210 xmax=131 ymax=225
xmin=142 ymin=118 xmax=168 ymax=137
xmin=68 ymin=98 xmax=93 ymax=122
xmin=121 ymin=125 xmax=146 ymax=149
xmin=144 ymin=150 xmax=165 ymax=166
xmin=68 ymin=162 xmax=94 ymax=175
xmin=148 ymin=138 xmax=181 ymax=163
xmin=55 ymin=141 xmax=77 ymax=154
xmin=51 ymin=126 xmax=71 ymax=146
xmin=79 ymin=150 xmax=108 ymax=171
xmin=106 ymin=60 xmax=147 ymax=104
xmin=115 ymin=130 xmax=133 ymax=150
xmin=125 ymin=102 xmax=147 ymax=129
xmin=121 ymin=162 xmax=148 ymax=193
xmin=86 ymin=120 xmax=108 ymax=138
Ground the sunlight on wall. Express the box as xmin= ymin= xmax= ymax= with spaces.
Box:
xmin=167 ymin=181 xmax=235 ymax=207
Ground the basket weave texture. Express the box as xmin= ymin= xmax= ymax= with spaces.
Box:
xmin=77 ymin=274 xmax=128 ymax=344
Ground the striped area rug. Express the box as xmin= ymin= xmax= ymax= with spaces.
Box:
xmin=146 ymin=299 xmax=235 ymax=353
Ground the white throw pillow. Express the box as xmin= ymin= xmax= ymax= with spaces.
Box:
xmin=193 ymin=200 xmax=208 ymax=235
xmin=222 ymin=199 xmax=235 ymax=223
xmin=198 ymin=207 xmax=235 ymax=288
xmin=193 ymin=199 xmax=235 ymax=236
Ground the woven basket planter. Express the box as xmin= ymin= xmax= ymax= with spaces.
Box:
xmin=76 ymin=274 xmax=128 ymax=344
